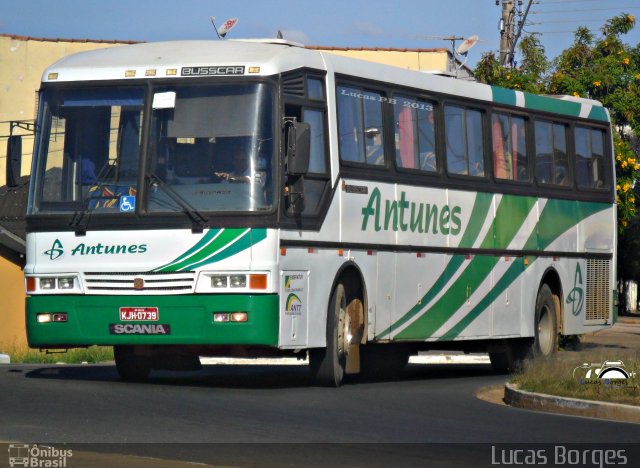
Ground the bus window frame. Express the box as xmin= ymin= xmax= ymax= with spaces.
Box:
xmin=488 ymin=107 xmax=534 ymax=187
xmin=573 ymin=122 xmax=613 ymax=194
xmin=533 ymin=118 xmax=574 ymax=191
xmin=442 ymin=100 xmax=490 ymax=183
xmin=335 ymin=80 xmax=392 ymax=172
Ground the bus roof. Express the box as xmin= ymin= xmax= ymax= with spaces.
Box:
xmin=42 ymin=39 xmax=609 ymax=123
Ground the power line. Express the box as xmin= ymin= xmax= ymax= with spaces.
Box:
xmin=531 ymin=7 xmax=640 ymax=15
xmin=529 ymin=19 xmax=615 ymax=25
xmin=539 ymin=0 xmax=624 ymax=3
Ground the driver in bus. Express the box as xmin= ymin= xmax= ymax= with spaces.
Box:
xmin=215 ymin=151 xmax=252 ymax=183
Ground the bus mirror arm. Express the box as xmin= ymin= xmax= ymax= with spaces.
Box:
xmin=6 ymin=134 xmax=23 ymax=188
xmin=285 ymin=177 xmax=305 ymax=216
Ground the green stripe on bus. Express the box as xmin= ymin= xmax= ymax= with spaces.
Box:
xmin=154 ymin=228 xmax=222 ymax=271
xmin=155 ymin=228 xmax=266 ymax=272
xmin=187 ymin=228 xmax=266 ymax=271
xmin=393 ymin=194 xmax=535 ymax=340
xmin=587 ymin=105 xmax=608 ymax=122
xmin=524 ymin=93 xmax=582 ymax=117
xmin=493 ymin=195 xmax=536 ymax=249
xmin=376 ymin=192 xmax=493 ymax=338
xmin=438 ymin=200 xmax=611 ymax=340
xmin=491 ymin=86 xmax=517 ymax=106
xmin=491 ymin=86 xmax=607 ymax=123
xmin=438 ymin=257 xmax=525 ymax=341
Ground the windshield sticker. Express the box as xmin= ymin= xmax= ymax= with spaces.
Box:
xmin=119 ymin=195 xmax=136 ymax=212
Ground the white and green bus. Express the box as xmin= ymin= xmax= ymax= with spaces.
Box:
xmin=14 ymin=39 xmax=616 ymax=385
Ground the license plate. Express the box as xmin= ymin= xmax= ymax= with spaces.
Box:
xmin=119 ymin=307 xmax=159 ymax=321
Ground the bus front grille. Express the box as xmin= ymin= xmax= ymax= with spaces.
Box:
xmin=585 ymin=259 xmax=610 ymax=322
xmin=83 ymin=271 xmax=195 ymax=295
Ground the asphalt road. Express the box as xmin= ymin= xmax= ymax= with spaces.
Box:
xmin=1 ymin=361 xmax=639 ymax=466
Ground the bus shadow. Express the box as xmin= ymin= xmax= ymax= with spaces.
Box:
xmin=20 ymin=361 xmax=497 ymax=389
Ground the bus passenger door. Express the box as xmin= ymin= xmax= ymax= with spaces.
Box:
xmin=279 ymin=271 xmax=309 ymax=348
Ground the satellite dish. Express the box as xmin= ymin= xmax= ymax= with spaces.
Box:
xmin=456 ymin=35 xmax=479 ymax=55
xmin=218 ymin=17 xmax=239 ymax=38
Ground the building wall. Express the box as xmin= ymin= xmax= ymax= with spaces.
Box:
xmin=0 ymin=35 xmax=132 ymax=352
xmin=0 ymin=255 xmax=26 ymax=349
xmin=0 ymin=35 xmax=133 ymax=186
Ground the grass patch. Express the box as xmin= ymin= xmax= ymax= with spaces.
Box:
xmin=1 ymin=343 xmax=113 ymax=364
xmin=511 ymin=349 xmax=640 ymax=406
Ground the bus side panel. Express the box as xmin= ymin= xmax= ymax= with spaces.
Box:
xmin=278 ymin=270 xmax=309 ymax=348
xmin=491 ymin=256 xmax=524 ymax=338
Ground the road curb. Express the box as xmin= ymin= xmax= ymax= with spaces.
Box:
xmin=504 ymin=382 xmax=640 ymax=424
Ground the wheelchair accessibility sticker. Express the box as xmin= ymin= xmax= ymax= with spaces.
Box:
xmin=119 ymin=195 xmax=136 ymax=212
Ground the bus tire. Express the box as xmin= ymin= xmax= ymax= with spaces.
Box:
xmin=532 ymin=284 xmax=559 ymax=358
xmin=309 ymin=282 xmax=349 ymax=386
xmin=114 ymin=345 xmax=151 ymax=381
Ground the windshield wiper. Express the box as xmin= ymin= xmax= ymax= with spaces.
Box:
xmin=70 ymin=162 xmax=115 ymax=236
xmin=146 ymin=173 xmax=208 ymax=233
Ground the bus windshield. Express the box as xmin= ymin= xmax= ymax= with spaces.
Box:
xmin=33 ymin=86 xmax=145 ymax=214
xmin=147 ymin=83 xmax=274 ymax=213
xmin=31 ymin=82 xmax=275 ymax=215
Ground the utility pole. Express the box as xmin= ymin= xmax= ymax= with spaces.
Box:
xmin=497 ymin=0 xmax=534 ymax=68
xmin=499 ymin=0 xmax=516 ymax=67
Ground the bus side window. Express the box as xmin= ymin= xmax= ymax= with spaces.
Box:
xmin=303 ymin=109 xmax=327 ymax=174
xmin=535 ymin=120 xmax=570 ymax=187
xmin=576 ymin=127 xmax=608 ymax=189
xmin=492 ymin=113 xmax=528 ymax=182
xmin=394 ymin=96 xmax=437 ymax=172
xmin=337 ymin=85 xmax=385 ymax=166
xmin=445 ymin=105 xmax=484 ymax=177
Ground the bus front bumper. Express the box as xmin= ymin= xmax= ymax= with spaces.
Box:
xmin=26 ymin=294 xmax=279 ymax=348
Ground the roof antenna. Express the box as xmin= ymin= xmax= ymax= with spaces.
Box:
xmin=210 ymin=17 xmax=239 ymax=39
xmin=277 ymin=30 xmax=284 ymax=39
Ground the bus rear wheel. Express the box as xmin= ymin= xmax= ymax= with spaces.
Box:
xmin=490 ymin=284 xmax=559 ymax=374
xmin=532 ymin=284 xmax=559 ymax=358
xmin=114 ymin=345 xmax=151 ymax=381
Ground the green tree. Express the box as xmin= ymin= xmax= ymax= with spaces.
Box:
xmin=475 ymin=35 xmax=548 ymax=93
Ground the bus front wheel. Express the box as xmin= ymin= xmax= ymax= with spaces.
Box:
xmin=114 ymin=345 xmax=151 ymax=381
xmin=310 ymin=281 xmax=363 ymax=386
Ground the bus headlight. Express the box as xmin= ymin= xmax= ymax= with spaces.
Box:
xmin=57 ymin=277 xmax=75 ymax=289
xmin=211 ymin=275 xmax=228 ymax=288
xmin=27 ymin=275 xmax=81 ymax=294
xmin=40 ymin=278 xmax=56 ymax=290
xmin=229 ymin=275 xmax=247 ymax=288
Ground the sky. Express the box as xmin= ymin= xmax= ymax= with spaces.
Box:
xmin=1 ymin=0 xmax=639 ymax=68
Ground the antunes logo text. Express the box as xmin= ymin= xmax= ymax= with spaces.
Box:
xmin=44 ymin=239 xmax=148 ymax=259
xmin=361 ymin=187 xmax=463 ymax=235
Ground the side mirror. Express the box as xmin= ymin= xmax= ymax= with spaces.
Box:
xmin=6 ymin=135 xmax=22 ymax=188
xmin=285 ymin=121 xmax=310 ymax=176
